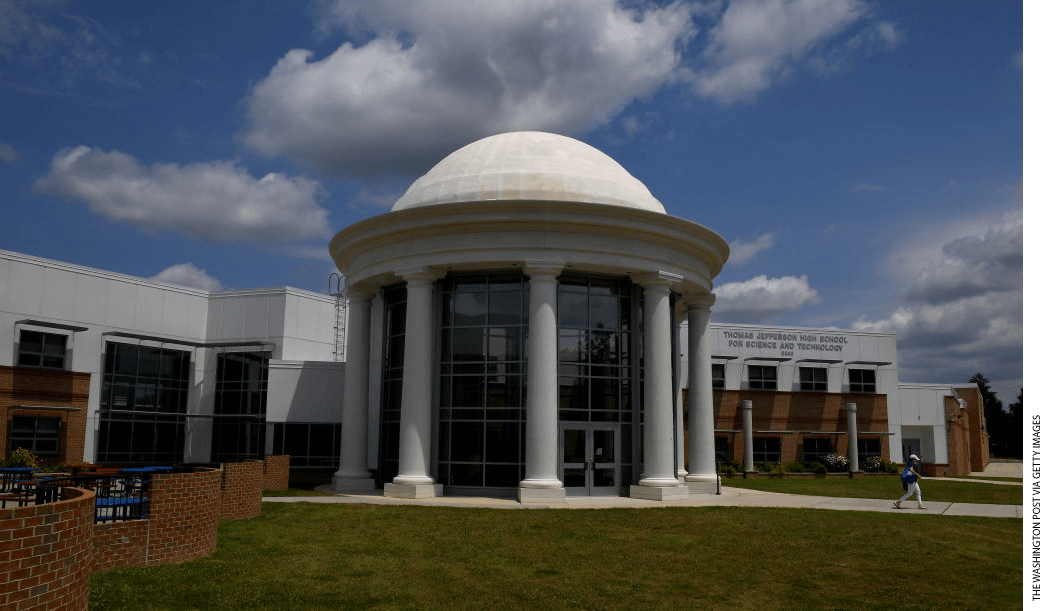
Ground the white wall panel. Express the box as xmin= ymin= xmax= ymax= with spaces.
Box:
xmin=40 ymin=266 xmax=77 ymax=321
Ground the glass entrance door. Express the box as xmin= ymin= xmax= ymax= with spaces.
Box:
xmin=560 ymin=423 xmax=619 ymax=496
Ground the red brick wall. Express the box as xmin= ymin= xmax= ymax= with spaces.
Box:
xmin=957 ymin=386 xmax=990 ymax=471
xmin=263 ymin=455 xmax=290 ymax=491
xmin=0 ymin=365 xmax=90 ymax=465
xmin=707 ymin=389 xmax=889 ymax=466
xmin=218 ymin=460 xmax=263 ymax=521
xmin=91 ymin=467 xmax=222 ymax=572
xmin=0 ymin=487 xmax=95 ymax=610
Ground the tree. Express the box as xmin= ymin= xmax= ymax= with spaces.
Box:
xmin=1007 ymin=389 xmax=1023 ymax=458
xmin=972 ymin=370 xmax=1006 ymax=455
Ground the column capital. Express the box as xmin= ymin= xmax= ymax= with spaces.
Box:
xmin=683 ymin=293 xmax=717 ymax=309
xmin=842 ymin=402 xmax=858 ymax=413
xmin=396 ymin=266 xmax=444 ymax=285
xmin=522 ymin=261 xmax=565 ymax=278
xmin=632 ymin=270 xmax=682 ymax=290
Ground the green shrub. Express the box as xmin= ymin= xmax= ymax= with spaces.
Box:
xmin=862 ymin=456 xmax=884 ymax=473
xmin=768 ymin=464 xmax=787 ymax=478
xmin=5 ymin=447 xmax=39 ymax=468
xmin=810 ymin=462 xmax=827 ymax=475
xmin=781 ymin=461 xmax=806 ymax=473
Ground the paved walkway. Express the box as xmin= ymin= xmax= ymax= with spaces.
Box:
xmin=266 ymin=462 xmax=1023 ymax=519
xmin=267 ymin=461 xmax=1023 ymax=518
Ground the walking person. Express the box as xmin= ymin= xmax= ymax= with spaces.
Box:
xmin=894 ymin=453 xmax=925 ymax=510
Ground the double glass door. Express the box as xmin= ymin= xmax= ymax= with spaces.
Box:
xmin=560 ymin=423 xmax=619 ymax=496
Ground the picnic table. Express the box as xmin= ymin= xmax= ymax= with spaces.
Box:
xmin=0 ymin=466 xmax=37 ymax=492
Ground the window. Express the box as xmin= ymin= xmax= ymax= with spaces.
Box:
xmin=97 ymin=342 xmax=191 ymax=464
xmin=712 ymin=363 xmax=725 ymax=389
xmin=271 ymin=423 xmax=341 ymax=468
xmin=802 ymin=438 xmax=832 ymax=463
xmin=753 ymin=437 xmax=781 ymax=465
xmin=859 ymin=438 xmax=881 ymax=460
xmin=799 ymin=367 xmax=827 ymax=391
xmin=8 ymin=416 xmax=61 ymax=457
xmin=211 ymin=352 xmax=270 ymax=462
xmin=715 ymin=436 xmax=730 ymax=467
xmin=17 ymin=330 xmax=67 ymax=369
xmin=747 ymin=365 xmax=777 ymax=390
xmin=849 ymin=369 xmax=876 ymax=393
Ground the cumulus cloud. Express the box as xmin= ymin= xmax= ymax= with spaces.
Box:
xmin=34 ymin=146 xmax=331 ymax=243
xmin=149 ymin=263 xmax=223 ymax=292
xmin=242 ymin=0 xmax=898 ymax=177
xmin=726 ymin=232 xmax=775 ymax=265
xmin=711 ymin=274 xmax=820 ymax=322
xmin=689 ymin=0 xmax=892 ymax=104
xmin=853 ymin=209 xmax=1023 ymax=396
xmin=242 ymin=0 xmax=695 ymax=176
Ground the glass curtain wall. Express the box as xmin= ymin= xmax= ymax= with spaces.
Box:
xmin=377 ymin=284 xmax=407 ymax=485
xmin=557 ymin=274 xmax=639 ymax=491
xmin=437 ymin=273 xmax=528 ymax=493
xmin=211 ymin=351 xmax=270 ymax=462
xmin=97 ymin=342 xmax=191 ymax=464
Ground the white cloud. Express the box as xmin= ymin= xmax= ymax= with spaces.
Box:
xmin=242 ymin=0 xmax=695 ymax=176
xmin=726 ymin=232 xmax=775 ymax=265
xmin=850 ymin=182 xmax=883 ymax=193
xmin=690 ymin=0 xmax=874 ymax=104
xmin=34 ymin=146 xmax=331 ymax=243
xmin=149 ymin=263 xmax=223 ymax=292
xmin=711 ymin=274 xmax=819 ymax=322
xmin=0 ymin=140 xmax=19 ymax=163
xmin=853 ymin=208 xmax=1023 ymax=398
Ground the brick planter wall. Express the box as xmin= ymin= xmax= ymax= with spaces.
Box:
xmin=263 ymin=455 xmax=290 ymax=491
xmin=0 ymin=487 xmax=94 ymax=610
xmin=219 ymin=460 xmax=264 ymax=521
xmin=92 ymin=467 xmax=223 ymax=572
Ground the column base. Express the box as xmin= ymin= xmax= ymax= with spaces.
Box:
xmin=384 ymin=483 xmax=443 ymax=499
xmin=630 ymin=484 xmax=690 ymax=501
xmin=331 ymin=473 xmax=376 ymax=494
xmin=518 ymin=487 xmax=567 ymax=503
xmin=685 ymin=475 xmax=720 ymax=495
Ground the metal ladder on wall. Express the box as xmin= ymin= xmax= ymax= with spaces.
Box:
xmin=329 ymin=273 xmax=347 ymax=362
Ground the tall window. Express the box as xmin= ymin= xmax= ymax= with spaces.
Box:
xmin=211 ymin=352 xmax=270 ymax=462
xmin=377 ymin=284 xmax=407 ymax=485
xmin=753 ymin=437 xmax=781 ymax=465
xmin=437 ymin=273 xmax=528 ymax=490
xmin=715 ymin=436 xmax=730 ymax=467
xmin=849 ymin=369 xmax=876 ymax=393
xmin=97 ymin=342 xmax=190 ymax=464
xmin=799 ymin=367 xmax=827 ymax=391
xmin=712 ymin=363 xmax=725 ymax=389
xmin=558 ymin=274 xmax=638 ymax=489
xmin=17 ymin=330 xmax=67 ymax=369
xmin=859 ymin=438 xmax=881 ymax=460
xmin=747 ymin=365 xmax=777 ymax=390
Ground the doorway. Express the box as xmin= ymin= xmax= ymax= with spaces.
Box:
xmin=560 ymin=423 xmax=619 ymax=496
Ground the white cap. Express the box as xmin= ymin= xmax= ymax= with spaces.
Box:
xmin=909 ymin=454 xmax=919 ymax=460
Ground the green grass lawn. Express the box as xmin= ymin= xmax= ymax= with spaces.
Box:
xmin=263 ymin=487 xmax=335 ymax=497
xmin=89 ymin=503 xmax=1021 ymax=610
xmin=721 ymin=475 xmax=1022 ymax=505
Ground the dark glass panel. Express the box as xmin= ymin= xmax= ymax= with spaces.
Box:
xmin=558 ymin=330 xmax=587 ymax=363
xmin=138 ymin=347 xmax=161 ymax=378
xmin=453 ymin=292 xmax=487 ymax=326
xmin=452 ymin=328 xmax=485 ymax=362
xmin=558 ymin=292 xmax=588 ymax=328
xmin=450 ymin=422 xmax=484 ymax=462
xmin=590 ymin=294 xmax=619 ymax=330
xmin=309 ymin=424 xmax=335 ymax=458
xmin=488 ymin=291 xmax=522 ymax=325
xmin=450 ymin=375 xmax=484 ymax=407
xmin=487 ymin=327 xmax=521 ymax=362
xmin=484 ymin=464 xmax=519 ymax=487
xmin=485 ymin=422 xmax=519 ymax=463
xmin=449 ymin=463 xmax=483 ymax=487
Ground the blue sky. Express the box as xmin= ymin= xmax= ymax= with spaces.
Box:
xmin=0 ymin=1 xmax=1023 ymax=401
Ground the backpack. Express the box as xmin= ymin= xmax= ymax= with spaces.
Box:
xmin=901 ymin=464 xmax=917 ymax=487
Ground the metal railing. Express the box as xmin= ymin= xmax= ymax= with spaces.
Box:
xmin=34 ymin=473 xmax=154 ymax=522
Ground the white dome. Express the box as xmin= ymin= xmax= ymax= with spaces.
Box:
xmin=391 ymin=131 xmax=666 ymax=214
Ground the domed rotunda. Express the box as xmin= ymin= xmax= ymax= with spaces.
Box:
xmin=329 ymin=131 xmax=729 ymax=502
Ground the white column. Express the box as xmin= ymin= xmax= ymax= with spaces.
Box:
xmin=741 ymin=400 xmax=754 ymax=472
xmin=631 ymin=273 xmax=688 ymax=501
xmin=519 ymin=262 xmax=566 ymax=503
xmin=385 ymin=268 xmax=443 ymax=499
xmin=674 ymin=309 xmax=686 ymax=481
xmin=844 ymin=402 xmax=860 ymax=473
xmin=332 ymin=288 xmax=376 ymax=493
xmin=685 ymin=294 xmax=719 ymax=494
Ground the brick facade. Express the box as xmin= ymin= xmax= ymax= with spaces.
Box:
xmin=0 ymin=487 xmax=95 ymax=610
xmin=218 ymin=460 xmax=264 ymax=521
xmin=0 ymin=365 xmax=90 ymax=465
xmin=707 ymin=389 xmax=890 ymax=466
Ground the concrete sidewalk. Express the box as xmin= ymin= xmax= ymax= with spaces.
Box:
xmin=266 ymin=483 xmax=1022 ymax=518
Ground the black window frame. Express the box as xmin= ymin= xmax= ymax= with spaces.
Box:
xmin=747 ymin=365 xmax=777 ymax=390
xmin=8 ymin=415 xmax=62 ymax=457
xmin=848 ymin=369 xmax=877 ymax=393
xmin=17 ymin=330 xmax=68 ymax=370
xmin=711 ymin=363 xmax=725 ymax=389
xmin=799 ymin=367 xmax=828 ymax=391
xmin=753 ymin=436 xmax=781 ymax=465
